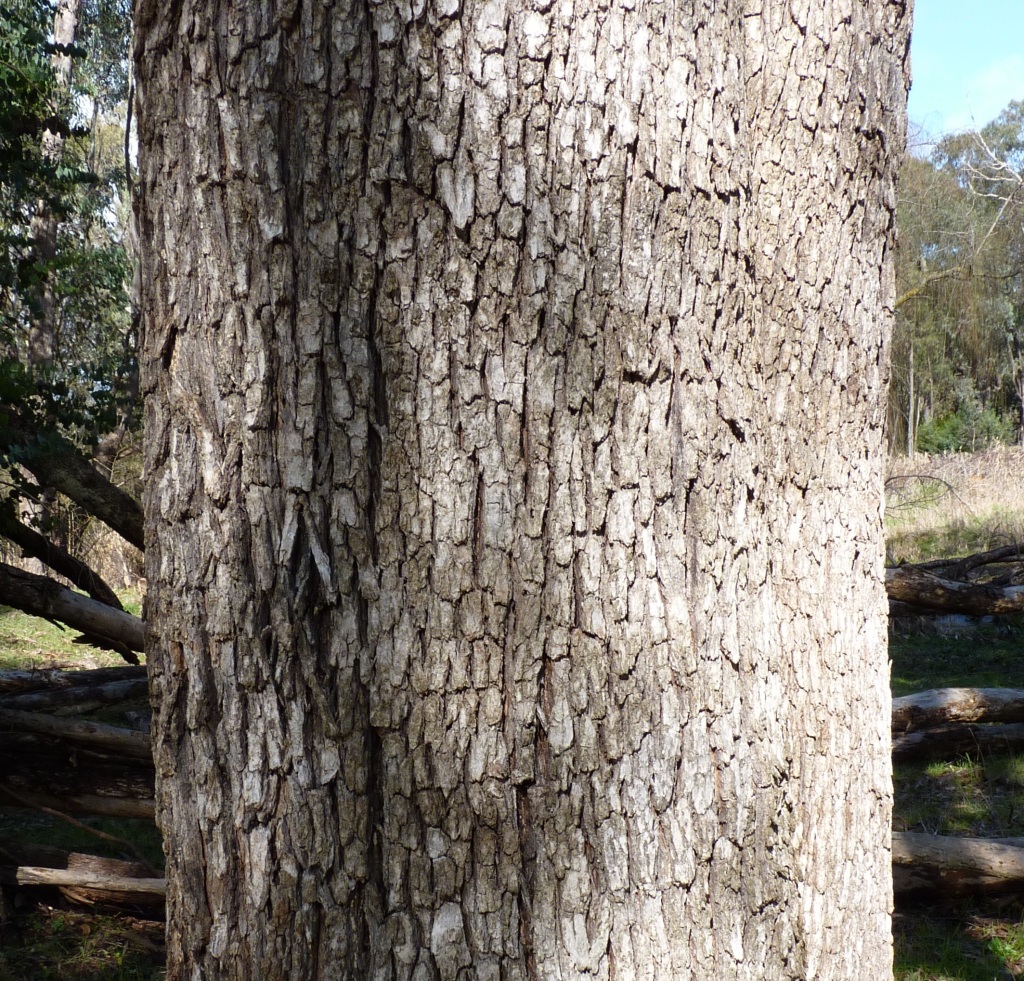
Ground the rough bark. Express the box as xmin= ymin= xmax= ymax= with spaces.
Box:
xmin=0 ymin=562 xmax=143 ymax=659
xmin=892 ymin=688 xmax=1024 ymax=733
xmin=137 ymin=0 xmax=909 ymax=978
xmin=886 ymin=565 xmax=1024 ymax=615
xmin=892 ymin=832 xmax=1024 ymax=897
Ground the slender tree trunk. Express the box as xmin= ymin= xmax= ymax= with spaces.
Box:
xmin=27 ymin=0 xmax=80 ymax=365
xmin=137 ymin=0 xmax=910 ymax=978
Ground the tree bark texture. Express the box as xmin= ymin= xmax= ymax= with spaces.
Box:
xmin=136 ymin=0 xmax=910 ymax=978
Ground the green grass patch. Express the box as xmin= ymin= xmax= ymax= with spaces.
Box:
xmin=0 ymin=907 xmax=164 ymax=980
xmin=0 ymin=596 xmax=144 ymax=671
xmin=895 ymin=906 xmax=1024 ymax=980
xmin=890 ymin=624 xmax=1024 ymax=697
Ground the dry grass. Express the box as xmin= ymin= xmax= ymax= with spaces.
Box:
xmin=886 ymin=446 xmax=1024 ymax=565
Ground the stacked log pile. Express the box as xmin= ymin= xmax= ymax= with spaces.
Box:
xmin=0 ymin=665 xmax=157 ymax=908
xmin=892 ymin=687 xmax=1024 ymax=896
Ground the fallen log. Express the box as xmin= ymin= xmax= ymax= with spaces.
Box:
xmin=893 ymin=832 xmax=1024 ymax=896
xmin=886 ymin=566 xmax=1024 ymax=616
xmin=893 ymin=688 xmax=1024 ymax=732
xmin=0 ymin=562 xmax=144 ymax=661
xmin=892 ymin=722 xmax=1024 ymax=763
xmin=16 ymin=866 xmax=165 ymax=902
xmin=0 ymin=838 xmax=160 ymax=908
xmin=0 ymin=666 xmax=146 ymax=696
xmin=0 ymin=499 xmax=124 ymax=609
xmin=0 ymin=707 xmax=151 ymax=759
xmin=0 ymin=785 xmax=156 ymax=820
xmin=0 ymin=676 xmax=149 ymax=714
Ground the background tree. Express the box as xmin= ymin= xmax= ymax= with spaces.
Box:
xmin=137 ymin=0 xmax=910 ymax=977
xmin=891 ymin=104 xmax=1024 ymax=453
xmin=0 ymin=0 xmax=140 ymax=624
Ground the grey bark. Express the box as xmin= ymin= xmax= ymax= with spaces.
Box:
xmin=137 ymin=0 xmax=910 ymax=978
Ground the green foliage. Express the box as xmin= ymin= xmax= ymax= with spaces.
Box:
xmin=0 ymin=0 xmax=137 ymax=559
xmin=892 ymin=107 xmax=1024 ymax=454
xmin=916 ymin=405 xmax=1016 ymax=454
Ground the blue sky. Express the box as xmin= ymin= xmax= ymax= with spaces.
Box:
xmin=908 ymin=0 xmax=1024 ymax=144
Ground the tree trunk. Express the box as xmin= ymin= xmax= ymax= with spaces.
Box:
xmin=26 ymin=0 xmax=81 ymax=365
xmin=136 ymin=0 xmax=910 ymax=978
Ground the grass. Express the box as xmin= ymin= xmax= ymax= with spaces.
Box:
xmin=890 ymin=624 xmax=1024 ymax=697
xmin=887 ymin=446 xmax=1024 ymax=566
xmin=0 ymin=907 xmax=164 ymax=981
xmin=0 ymin=591 xmax=143 ymax=672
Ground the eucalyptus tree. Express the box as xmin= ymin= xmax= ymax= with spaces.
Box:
xmin=136 ymin=0 xmax=911 ymax=977
xmin=0 ymin=0 xmax=138 ymax=624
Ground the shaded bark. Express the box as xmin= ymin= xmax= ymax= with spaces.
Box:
xmin=137 ymin=0 xmax=909 ymax=977
xmin=0 ymin=562 xmax=143 ymax=660
xmin=892 ymin=688 xmax=1024 ymax=733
